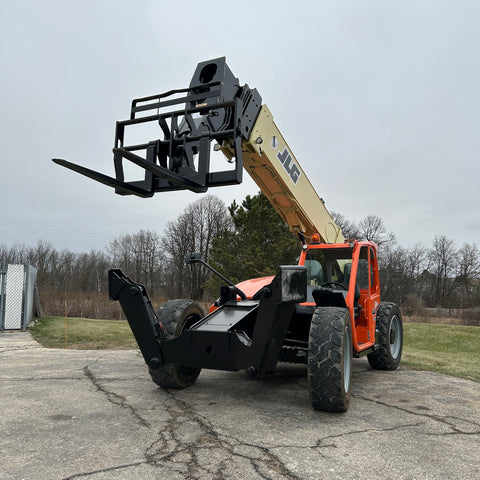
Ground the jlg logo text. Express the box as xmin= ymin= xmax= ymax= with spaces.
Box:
xmin=276 ymin=148 xmax=301 ymax=185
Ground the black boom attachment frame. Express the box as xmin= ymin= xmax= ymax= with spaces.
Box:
xmin=53 ymin=57 xmax=262 ymax=196
xmin=109 ymin=266 xmax=307 ymax=374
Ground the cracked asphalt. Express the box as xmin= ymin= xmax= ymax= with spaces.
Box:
xmin=1 ymin=330 xmax=479 ymax=480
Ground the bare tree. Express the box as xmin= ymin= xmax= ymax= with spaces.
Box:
xmin=331 ymin=211 xmax=361 ymax=239
xmin=378 ymin=243 xmax=408 ymax=303
xmin=162 ymin=195 xmax=232 ymax=299
xmin=379 ymin=243 xmax=427 ymax=305
xmin=455 ymin=242 xmax=480 ymax=307
xmin=358 ymin=215 xmax=396 ymax=246
xmin=109 ymin=230 xmax=164 ymax=295
xmin=330 ymin=213 xmax=395 ymax=246
xmin=427 ymin=235 xmax=457 ymax=307
xmin=406 ymin=243 xmax=427 ymax=296
xmin=75 ymin=250 xmax=110 ymax=293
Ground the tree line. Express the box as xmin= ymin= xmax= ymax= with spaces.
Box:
xmin=0 ymin=195 xmax=232 ymax=303
xmin=1 ymin=192 xmax=479 ymax=316
xmin=332 ymin=212 xmax=480 ymax=310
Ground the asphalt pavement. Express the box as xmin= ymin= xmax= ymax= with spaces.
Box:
xmin=1 ymin=330 xmax=479 ymax=480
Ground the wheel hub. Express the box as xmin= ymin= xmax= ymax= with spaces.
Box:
xmin=389 ymin=315 xmax=402 ymax=359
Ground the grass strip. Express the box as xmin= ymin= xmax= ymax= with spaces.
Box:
xmin=30 ymin=316 xmax=137 ymax=350
xmin=29 ymin=317 xmax=479 ymax=383
xmin=402 ymin=322 xmax=479 ymax=383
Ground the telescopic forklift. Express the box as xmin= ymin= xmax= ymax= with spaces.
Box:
xmin=53 ymin=57 xmax=403 ymax=412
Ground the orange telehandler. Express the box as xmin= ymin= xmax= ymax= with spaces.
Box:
xmin=53 ymin=58 xmax=403 ymax=412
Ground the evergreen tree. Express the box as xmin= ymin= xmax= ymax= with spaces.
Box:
xmin=207 ymin=192 xmax=300 ymax=294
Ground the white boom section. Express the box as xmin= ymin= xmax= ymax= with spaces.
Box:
xmin=221 ymin=105 xmax=344 ymax=244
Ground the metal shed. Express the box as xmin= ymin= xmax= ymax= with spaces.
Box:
xmin=0 ymin=264 xmax=37 ymax=330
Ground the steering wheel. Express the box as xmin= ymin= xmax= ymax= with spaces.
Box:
xmin=321 ymin=281 xmax=347 ymax=291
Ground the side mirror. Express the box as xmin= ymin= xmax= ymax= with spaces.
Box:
xmin=185 ymin=252 xmax=203 ymax=265
xmin=183 ymin=251 xmax=247 ymax=300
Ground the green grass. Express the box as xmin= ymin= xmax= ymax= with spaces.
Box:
xmin=29 ymin=316 xmax=138 ymax=350
xmin=30 ymin=317 xmax=480 ymax=383
xmin=402 ymin=322 xmax=480 ymax=383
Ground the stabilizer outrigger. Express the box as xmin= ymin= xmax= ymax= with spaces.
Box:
xmin=109 ymin=265 xmax=306 ymax=375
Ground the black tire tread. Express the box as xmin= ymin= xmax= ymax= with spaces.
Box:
xmin=149 ymin=299 xmax=203 ymax=389
xmin=308 ymin=306 xmax=352 ymax=413
xmin=367 ymin=302 xmax=403 ymax=371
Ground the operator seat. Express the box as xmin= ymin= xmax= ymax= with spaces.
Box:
xmin=304 ymin=259 xmax=324 ymax=285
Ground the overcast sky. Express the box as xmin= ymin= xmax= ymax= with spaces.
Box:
xmin=1 ymin=0 xmax=479 ymax=253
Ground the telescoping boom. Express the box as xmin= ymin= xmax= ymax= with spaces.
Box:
xmin=53 ymin=57 xmax=342 ymax=244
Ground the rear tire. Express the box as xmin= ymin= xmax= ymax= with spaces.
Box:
xmin=367 ymin=302 xmax=403 ymax=370
xmin=149 ymin=299 xmax=204 ymax=389
xmin=308 ymin=306 xmax=352 ymax=412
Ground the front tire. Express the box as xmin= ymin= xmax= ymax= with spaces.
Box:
xmin=149 ymin=299 xmax=204 ymax=389
xmin=367 ymin=302 xmax=403 ymax=370
xmin=308 ymin=306 xmax=353 ymax=412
